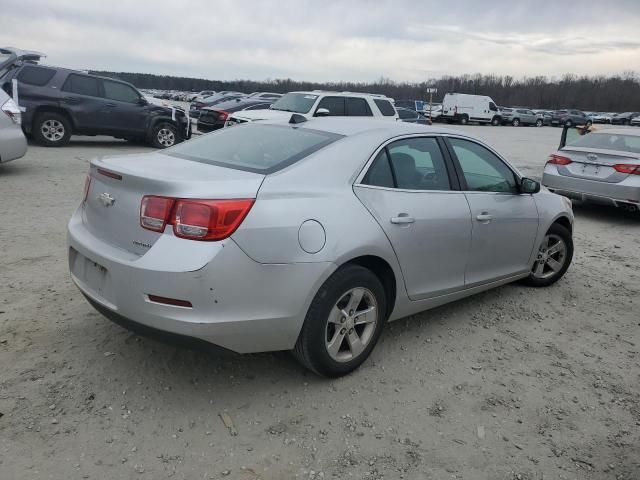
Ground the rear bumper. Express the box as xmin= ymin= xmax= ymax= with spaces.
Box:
xmin=542 ymin=166 xmax=640 ymax=206
xmin=67 ymin=206 xmax=334 ymax=353
xmin=0 ymin=123 xmax=27 ymax=163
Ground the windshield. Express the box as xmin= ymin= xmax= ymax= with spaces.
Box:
xmin=566 ymin=132 xmax=640 ymax=154
xmin=166 ymin=123 xmax=342 ymax=174
xmin=270 ymin=93 xmax=318 ymax=113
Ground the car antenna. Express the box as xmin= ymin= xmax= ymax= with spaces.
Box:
xmin=289 ymin=114 xmax=307 ymax=124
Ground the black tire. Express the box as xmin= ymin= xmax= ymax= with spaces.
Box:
xmin=522 ymin=223 xmax=573 ymax=287
xmin=459 ymin=115 xmax=469 ymax=125
xmin=293 ymin=264 xmax=387 ymax=377
xmin=622 ymin=119 xmax=629 ymax=126
xmin=512 ymin=118 xmax=520 ymax=127
xmin=491 ymin=116 xmax=501 ymax=126
xmin=536 ymin=119 xmax=543 ymax=127
xmin=149 ymin=122 xmax=179 ymax=149
xmin=33 ymin=112 xmax=71 ymax=147
xmin=586 ymin=120 xmax=593 ymax=127
xmin=565 ymin=120 xmax=573 ymax=127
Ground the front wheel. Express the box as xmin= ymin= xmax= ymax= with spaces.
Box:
xmin=523 ymin=223 xmax=573 ymax=287
xmin=512 ymin=118 xmax=520 ymax=127
xmin=491 ymin=116 xmax=501 ymax=126
xmin=459 ymin=115 xmax=469 ymax=125
xmin=536 ymin=119 xmax=543 ymax=127
xmin=149 ymin=122 xmax=179 ymax=148
xmin=565 ymin=120 xmax=573 ymax=127
xmin=293 ymin=265 xmax=387 ymax=377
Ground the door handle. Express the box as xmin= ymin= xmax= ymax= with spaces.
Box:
xmin=104 ymin=103 xmax=116 ymax=108
xmin=390 ymin=214 xmax=415 ymax=225
xmin=476 ymin=212 xmax=493 ymax=223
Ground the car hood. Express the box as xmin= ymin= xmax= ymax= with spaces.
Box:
xmin=230 ymin=109 xmax=297 ymax=122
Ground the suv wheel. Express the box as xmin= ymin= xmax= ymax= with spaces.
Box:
xmin=33 ymin=112 xmax=71 ymax=147
xmin=586 ymin=120 xmax=593 ymax=128
xmin=293 ymin=264 xmax=387 ymax=377
xmin=565 ymin=119 xmax=573 ymax=127
xmin=150 ymin=122 xmax=178 ymax=148
xmin=536 ymin=119 xmax=543 ymax=127
xmin=511 ymin=118 xmax=520 ymax=127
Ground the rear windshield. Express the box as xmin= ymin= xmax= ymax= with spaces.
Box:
xmin=567 ymin=132 xmax=640 ymax=154
xmin=271 ymin=93 xmax=318 ymax=114
xmin=167 ymin=123 xmax=343 ymax=174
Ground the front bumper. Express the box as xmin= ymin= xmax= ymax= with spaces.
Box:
xmin=67 ymin=207 xmax=334 ymax=353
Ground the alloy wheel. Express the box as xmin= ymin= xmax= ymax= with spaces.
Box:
xmin=157 ymin=128 xmax=176 ymax=147
xmin=41 ymin=119 xmax=65 ymax=142
xmin=532 ymin=233 xmax=567 ymax=280
xmin=325 ymin=287 xmax=378 ymax=362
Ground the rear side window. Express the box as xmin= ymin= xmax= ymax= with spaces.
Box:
xmin=167 ymin=124 xmax=343 ymax=174
xmin=363 ymin=150 xmax=394 ymax=188
xmin=346 ymin=97 xmax=373 ymax=116
xmin=62 ymin=74 xmax=100 ymax=97
xmin=316 ymin=97 xmax=345 ymax=116
xmin=17 ymin=66 xmax=56 ymax=86
xmin=398 ymin=108 xmax=418 ymax=120
xmin=374 ymin=99 xmax=396 ymax=116
xmin=103 ymin=80 xmax=140 ymax=103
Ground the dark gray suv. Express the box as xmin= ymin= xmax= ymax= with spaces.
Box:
xmin=0 ymin=48 xmax=190 ymax=147
xmin=550 ymin=109 xmax=591 ymax=128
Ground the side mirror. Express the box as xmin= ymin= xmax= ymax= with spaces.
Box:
xmin=138 ymin=97 xmax=148 ymax=106
xmin=520 ymin=177 xmax=540 ymax=194
xmin=315 ymin=108 xmax=330 ymax=117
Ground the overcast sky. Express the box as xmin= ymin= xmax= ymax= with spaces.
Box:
xmin=2 ymin=0 xmax=640 ymax=82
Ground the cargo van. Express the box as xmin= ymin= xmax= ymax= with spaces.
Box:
xmin=441 ymin=93 xmax=501 ymax=125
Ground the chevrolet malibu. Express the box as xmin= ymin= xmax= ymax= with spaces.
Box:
xmin=68 ymin=117 xmax=574 ymax=377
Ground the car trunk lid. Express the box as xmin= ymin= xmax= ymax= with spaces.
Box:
xmin=556 ymin=147 xmax=640 ymax=183
xmin=83 ymin=152 xmax=265 ymax=256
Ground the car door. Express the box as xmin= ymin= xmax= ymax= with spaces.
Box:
xmin=99 ymin=79 xmax=148 ymax=135
xmin=445 ymin=136 xmax=539 ymax=286
xmin=60 ymin=73 xmax=111 ymax=131
xmin=354 ymin=136 xmax=472 ymax=300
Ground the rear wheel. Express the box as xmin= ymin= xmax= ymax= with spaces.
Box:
xmin=586 ymin=120 xmax=593 ymax=127
xmin=33 ymin=112 xmax=71 ymax=147
xmin=565 ymin=119 xmax=573 ymax=127
xmin=523 ymin=223 xmax=573 ymax=287
xmin=536 ymin=119 xmax=543 ymax=127
xmin=512 ymin=118 xmax=520 ymax=127
xmin=149 ymin=122 xmax=178 ymax=148
xmin=293 ymin=265 xmax=387 ymax=377
xmin=459 ymin=114 xmax=469 ymax=125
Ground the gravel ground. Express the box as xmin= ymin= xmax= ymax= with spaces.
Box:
xmin=0 ymin=125 xmax=639 ymax=480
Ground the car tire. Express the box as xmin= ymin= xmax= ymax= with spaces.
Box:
xmin=586 ymin=120 xmax=593 ymax=127
xmin=491 ymin=116 xmax=501 ymax=126
xmin=33 ymin=112 xmax=71 ymax=147
xmin=565 ymin=120 xmax=573 ymax=127
xmin=149 ymin=122 xmax=179 ymax=148
xmin=293 ymin=264 xmax=387 ymax=377
xmin=622 ymin=119 xmax=629 ymax=126
xmin=459 ymin=115 xmax=469 ymax=125
xmin=522 ymin=223 xmax=573 ymax=288
xmin=511 ymin=118 xmax=520 ymax=127
xmin=536 ymin=119 xmax=543 ymax=127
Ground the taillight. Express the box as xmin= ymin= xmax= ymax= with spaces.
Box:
xmin=83 ymin=175 xmax=91 ymax=203
xmin=173 ymin=199 xmax=254 ymax=240
xmin=140 ymin=196 xmax=175 ymax=232
xmin=547 ymin=154 xmax=572 ymax=165
xmin=139 ymin=196 xmax=254 ymax=241
xmin=214 ymin=110 xmax=229 ymax=121
xmin=613 ymin=164 xmax=640 ymax=175
xmin=1 ymin=98 xmax=21 ymax=125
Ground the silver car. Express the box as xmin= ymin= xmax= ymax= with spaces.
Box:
xmin=0 ymin=89 xmax=27 ymax=164
xmin=543 ymin=127 xmax=640 ymax=212
xmin=68 ymin=118 xmax=574 ymax=376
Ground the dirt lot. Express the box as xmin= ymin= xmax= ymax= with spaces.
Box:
xmin=1 ymin=125 xmax=638 ymax=480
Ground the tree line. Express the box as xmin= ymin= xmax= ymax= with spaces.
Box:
xmin=91 ymin=71 xmax=640 ymax=112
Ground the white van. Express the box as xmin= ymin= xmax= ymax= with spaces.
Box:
xmin=441 ymin=93 xmax=501 ymax=125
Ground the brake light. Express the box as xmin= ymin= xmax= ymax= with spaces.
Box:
xmin=613 ymin=164 xmax=640 ymax=175
xmin=214 ymin=110 xmax=229 ymax=121
xmin=547 ymin=154 xmax=572 ymax=165
xmin=1 ymin=98 xmax=21 ymax=125
xmin=83 ymin=175 xmax=91 ymax=203
xmin=139 ymin=196 xmax=254 ymax=241
xmin=140 ymin=196 xmax=175 ymax=232
xmin=97 ymin=168 xmax=122 ymax=180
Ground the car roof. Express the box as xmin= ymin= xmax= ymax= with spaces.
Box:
xmin=257 ymin=116 xmax=458 ymax=137
xmin=289 ymin=90 xmax=393 ymax=100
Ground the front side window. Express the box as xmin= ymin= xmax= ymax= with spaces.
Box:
xmin=102 ymin=80 xmax=140 ymax=103
xmin=449 ymin=138 xmax=518 ymax=193
xmin=362 ymin=137 xmax=451 ymax=191
xmin=374 ymin=99 xmax=396 ymax=116
xmin=489 ymin=102 xmax=498 ymax=112
xmin=62 ymin=74 xmax=100 ymax=97
xmin=346 ymin=97 xmax=373 ymax=116
xmin=316 ymin=96 xmax=345 ymax=116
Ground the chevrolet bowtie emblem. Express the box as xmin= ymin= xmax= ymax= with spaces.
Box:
xmin=98 ymin=192 xmax=115 ymax=207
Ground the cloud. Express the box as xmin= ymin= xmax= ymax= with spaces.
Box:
xmin=0 ymin=0 xmax=639 ymax=82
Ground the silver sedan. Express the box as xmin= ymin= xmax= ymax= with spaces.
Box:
xmin=542 ymin=127 xmax=640 ymax=213
xmin=68 ymin=117 xmax=574 ymax=376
